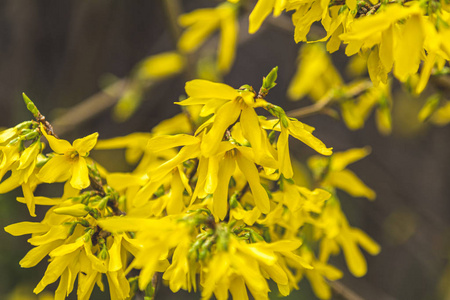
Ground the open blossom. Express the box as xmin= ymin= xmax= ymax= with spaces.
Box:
xmin=38 ymin=125 xmax=98 ymax=190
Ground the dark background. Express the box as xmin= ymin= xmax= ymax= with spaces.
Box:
xmin=1 ymin=1 xmax=450 ymax=299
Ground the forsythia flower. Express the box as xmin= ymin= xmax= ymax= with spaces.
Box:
xmin=288 ymin=43 xmax=343 ymax=101
xmin=37 ymin=125 xmax=98 ymax=190
xmin=309 ymin=147 xmax=376 ymax=200
xmin=178 ymin=2 xmax=239 ymax=73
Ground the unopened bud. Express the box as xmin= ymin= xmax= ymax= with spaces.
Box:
xmin=23 ymin=93 xmax=40 ymax=119
xmin=262 ymin=66 xmax=278 ymax=90
xmin=54 ymin=204 xmax=89 ymax=217
xmin=99 ymin=245 xmax=108 ymax=260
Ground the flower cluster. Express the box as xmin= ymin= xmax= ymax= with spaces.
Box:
xmin=3 ymin=70 xmax=378 ymax=299
xmin=246 ymin=0 xmax=450 ymax=93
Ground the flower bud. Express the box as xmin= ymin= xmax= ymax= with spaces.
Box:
xmin=54 ymin=204 xmax=89 ymax=217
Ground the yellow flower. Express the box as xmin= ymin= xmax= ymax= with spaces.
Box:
xmin=37 ymin=125 xmax=98 ymax=190
xmin=317 ymin=197 xmax=380 ymax=278
xmin=178 ymin=3 xmax=238 ymax=73
xmin=287 ymin=44 xmax=343 ymax=101
xmin=309 ymin=147 xmax=375 ymax=200
xmin=340 ymin=81 xmax=392 ymax=135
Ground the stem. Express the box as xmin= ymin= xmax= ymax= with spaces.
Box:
xmin=286 ymin=80 xmax=373 ymax=119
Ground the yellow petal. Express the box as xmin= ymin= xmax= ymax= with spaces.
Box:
xmin=277 ymin=127 xmax=293 ymax=179
xmin=22 ymin=182 xmax=36 ymax=217
xmin=249 ymin=0 xmax=275 ymax=34
xmin=287 ymin=120 xmax=332 ymax=156
xmin=213 ymin=154 xmax=235 ymax=220
xmin=205 ymin=154 xmax=220 ymax=194
xmin=37 ymin=155 xmax=72 ymax=184
xmin=178 ymin=18 xmax=219 ymax=52
xmin=137 ymin=51 xmax=186 ymax=80
xmin=416 ymin=52 xmax=436 ymax=94
xmin=379 ymin=25 xmax=394 ymax=71
xmin=151 ymin=143 xmax=201 ymax=182
xmin=306 ymin=270 xmax=332 ymax=299
xmin=18 ymin=141 xmax=40 ymax=170
xmin=4 ymin=221 xmax=49 ymax=236
xmin=393 ymin=14 xmax=424 ymax=82
xmin=20 ymin=240 xmax=62 ymax=268
xmin=108 ymin=235 xmax=123 ymax=272
xmin=70 ymin=157 xmax=90 ymax=190
xmin=201 ymin=100 xmax=241 ymax=156
xmin=327 ymin=169 xmax=376 ymax=200
xmin=351 ymin=227 xmax=381 ymax=255
xmin=218 ymin=7 xmax=238 ymax=72
xmin=27 ymin=225 xmax=69 ymax=246
xmin=338 ymin=233 xmax=367 ymax=277
xmin=40 ymin=124 xmax=71 ymax=154
xmin=17 ymin=196 xmax=62 ymax=206
xmin=330 ymin=147 xmax=371 ymax=171
xmin=34 ymin=252 xmax=77 ymax=294
xmin=185 ymin=79 xmax=239 ymax=100
xmin=346 ymin=0 xmax=356 ymax=11
xmin=49 ymin=238 xmax=84 ymax=257
xmin=106 ymin=172 xmax=147 ymax=191
xmin=236 ymin=152 xmax=270 ymax=213
xmin=73 ymin=132 xmax=99 ymax=157
xmin=167 ymin=169 xmax=186 ymax=214
xmin=147 ymin=134 xmax=200 ymax=152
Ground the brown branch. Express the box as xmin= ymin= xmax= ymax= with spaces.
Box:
xmin=286 ymin=80 xmax=373 ymax=118
xmin=329 ymin=281 xmax=365 ymax=300
xmin=51 ymin=79 xmax=129 ymax=136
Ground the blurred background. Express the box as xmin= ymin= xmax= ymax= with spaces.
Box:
xmin=1 ymin=1 xmax=450 ymax=299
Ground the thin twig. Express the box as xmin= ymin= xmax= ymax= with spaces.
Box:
xmin=329 ymin=281 xmax=365 ymax=300
xmin=52 ymin=79 xmax=129 ymax=136
xmin=286 ymin=80 xmax=373 ymax=118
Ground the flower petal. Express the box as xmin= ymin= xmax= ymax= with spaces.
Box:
xmin=40 ymin=124 xmax=72 ymax=154
xmin=73 ymin=132 xmax=99 ymax=156
xmin=236 ymin=152 xmax=270 ymax=213
xmin=37 ymin=155 xmax=72 ymax=184
xmin=70 ymin=157 xmax=90 ymax=190
xmin=185 ymin=79 xmax=239 ymax=100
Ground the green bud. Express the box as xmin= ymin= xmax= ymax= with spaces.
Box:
xmin=154 ymin=185 xmax=165 ymax=198
xmin=280 ymin=115 xmax=289 ymax=128
xmin=268 ymin=130 xmax=276 ymax=144
xmin=97 ymin=196 xmax=110 ymax=210
xmin=99 ymin=244 xmax=108 ymax=260
xmin=68 ymin=222 xmax=78 ymax=236
xmin=229 ymin=192 xmax=239 ymax=209
xmin=8 ymin=137 xmax=20 ymax=145
xmin=216 ymin=228 xmax=229 ymax=251
xmin=249 ymin=229 xmax=264 ymax=242
xmin=54 ymin=204 xmax=89 ymax=217
xmin=239 ymin=84 xmax=255 ymax=94
xmin=262 ymin=228 xmax=271 ymax=242
xmin=21 ymin=130 xmax=40 ymax=141
xmin=199 ymin=236 xmax=214 ymax=260
xmin=78 ymin=219 xmax=90 ymax=227
xmin=15 ymin=121 xmax=33 ymax=131
xmin=83 ymin=229 xmax=94 ymax=242
xmin=22 ymin=93 xmax=40 ymax=119
xmin=36 ymin=154 xmax=51 ymax=168
xmin=338 ymin=4 xmax=348 ymax=14
xmin=262 ymin=66 xmax=278 ymax=90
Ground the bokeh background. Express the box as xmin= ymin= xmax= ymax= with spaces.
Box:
xmin=1 ymin=1 xmax=450 ymax=299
